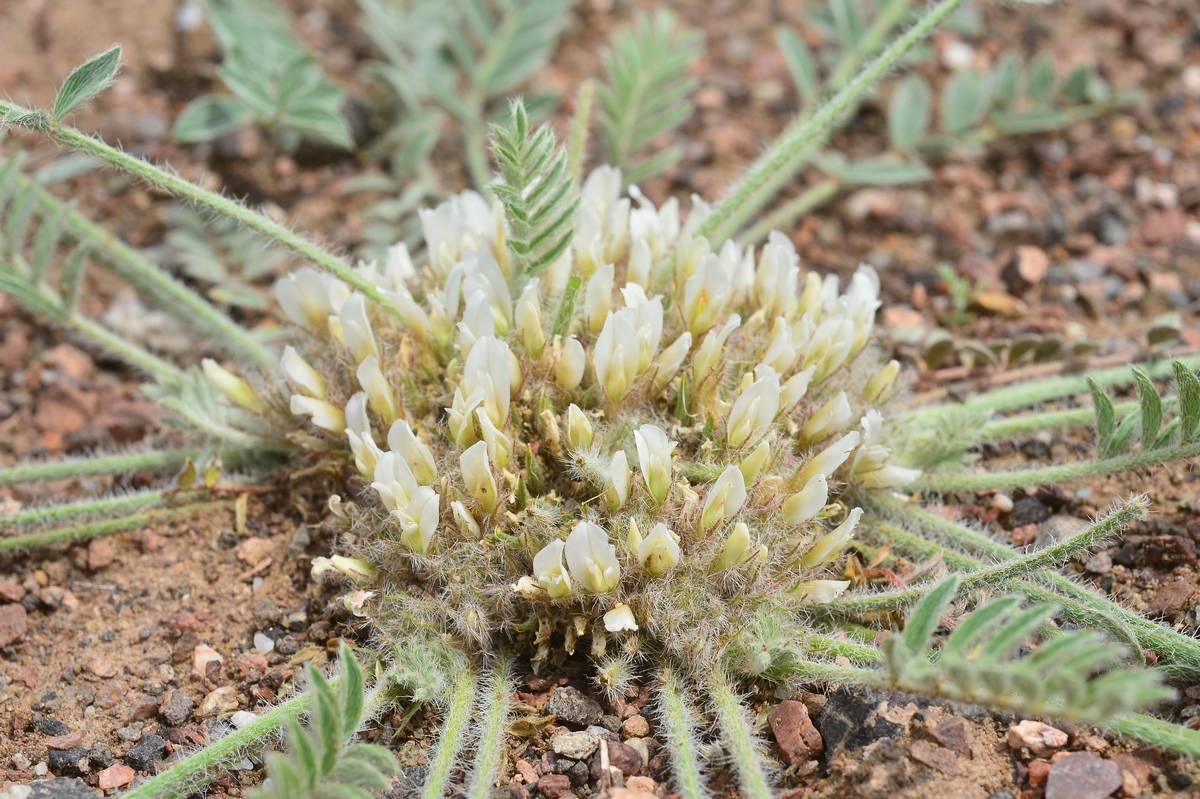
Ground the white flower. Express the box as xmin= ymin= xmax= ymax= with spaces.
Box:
xmin=801 ymin=508 xmax=863 ymax=567
xmin=557 ymin=336 xmax=586 ymax=390
xmin=793 ymin=580 xmax=850 ymax=603
xmin=693 ymin=315 xmax=741 ymax=385
xmin=395 ymin=486 xmax=439 ymax=554
xmin=342 ymin=590 xmax=375 ymax=617
xmin=782 ymin=474 xmax=828 ymax=526
xmin=460 ymin=336 xmax=511 ymax=427
xmin=681 ymin=254 xmax=730 ymax=336
xmin=338 ymin=294 xmax=380 ymax=364
xmin=202 ymin=359 xmax=263 ymax=412
xmin=533 ymin=539 xmax=573 ymax=598
xmin=699 ymin=466 xmax=747 ymax=533
xmin=446 ymin=386 xmax=485 ymax=447
xmin=802 ymin=315 xmax=855 ymax=383
xmin=565 ymin=521 xmax=621 ymax=593
xmin=593 ymin=310 xmax=641 ymax=403
xmin=566 ymin=404 xmax=593 ymax=450
xmin=761 ymin=317 xmax=799 ymax=375
xmin=796 ymin=431 xmax=861 ymax=486
xmin=291 ymin=395 xmax=346 ymax=434
xmin=781 ymin=367 xmax=815 ymax=412
xmin=864 ymin=359 xmax=900 ymax=403
xmin=461 ymin=441 xmax=499 ymax=513
xmin=738 ymin=441 xmax=770 ymax=485
xmin=451 ymin=500 xmax=481 ymax=538
xmin=604 ymin=450 xmax=631 ymax=512
xmin=651 ymin=332 xmax=692 ymax=393
xmin=626 ymin=237 xmax=652 ymax=287
xmin=634 ymin=424 xmax=675 ymax=504
xmin=711 ymin=521 xmax=753 ymax=571
xmin=311 ymin=554 xmax=375 ymax=583
xmin=638 ymin=522 xmax=680 ymax=577
xmin=388 ymin=420 xmax=437 ymax=486
xmin=384 ymin=285 xmax=432 ymax=340
xmin=515 ymin=279 xmax=546 ymax=357
xmin=346 ymin=428 xmax=384 ymax=478
xmin=801 ymin=391 xmax=852 ymax=443
xmin=344 ymin=392 xmax=371 ymax=437
xmin=356 ymin=355 xmax=399 ymax=425
xmin=457 ymin=288 xmax=496 ymax=353
xmin=860 ymin=465 xmax=923 ymax=489
xmin=280 ymin=347 xmax=326 ymax=399
xmin=371 ymin=451 xmax=418 ymax=514
xmin=419 ymin=190 xmax=496 ymax=275
xmin=384 ymin=242 xmax=416 ymax=286
xmin=275 ymin=267 xmax=350 ymax=331
xmin=621 ymin=287 xmax=664 ymax=371
xmin=727 ymin=366 xmax=781 ymax=449
xmin=754 ymin=233 xmax=800 ymax=321
xmin=603 ymin=603 xmax=639 ymax=632
xmin=585 ymin=263 xmax=615 ymax=334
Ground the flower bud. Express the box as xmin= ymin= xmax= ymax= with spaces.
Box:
xmin=621 ymin=287 xmax=664 ymax=371
xmin=585 ymin=263 xmax=615 ymax=335
xmin=699 ymin=466 xmax=747 ymax=533
xmin=387 ymin=420 xmax=437 ymax=486
xmin=781 ymin=367 xmax=815 ymax=411
xmin=626 ymin=518 xmax=644 ymax=552
xmin=864 ymin=359 xmax=900 ymax=404
xmin=566 ymin=404 xmax=593 ymax=450
xmin=461 ymin=336 xmax=511 ymax=427
xmin=638 ymin=522 xmax=680 ymax=577
xmin=711 ymin=521 xmax=752 ymax=571
xmin=346 ymin=428 xmax=384 ymax=478
xmin=324 ymin=554 xmax=376 ymax=584
xmin=202 ymin=359 xmax=263 ymax=412
xmin=476 ymin=407 xmax=513 ymax=471
xmin=395 ymin=486 xmax=439 ymax=554
xmin=796 ymin=431 xmax=860 ymax=486
xmin=280 ymin=347 xmax=326 ymax=399
xmin=859 ymin=465 xmax=922 ymax=489
xmin=738 ymin=441 xmax=770 ymax=485
xmin=556 ymin=336 xmax=585 ymax=390
xmin=604 ymin=450 xmax=630 ymax=512
xmin=338 ymin=293 xmax=380 ymax=364
xmin=693 ymin=315 xmax=741 ymax=385
xmin=461 ymin=440 xmax=499 ymax=513
xmin=800 ymin=391 xmax=851 ymax=443
xmin=603 ymin=603 xmax=638 ymax=632
xmin=793 ymin=579 xmax=850 ymax=603
xmin=727 ymin=366 xmax=781 ymax=449
xmin=291 ymin=395 xmax=346 ymax=434
xmin=457 ymin=289 xmax=496 ymax=353
xmin=515 ymin=279 xmax=546 ymax=357
xmin=801 ymin=507 xmax=862 ymax=567
xmin=565 ymin=521 xmax=621 ymax=593
xmin=634 ymin=424 xmax=675 ymax=504
xmin=782 ymin=474 xmax=827 ymax=526
xmin=533 ymin=539 xmax=573 ymax=598
xmin=761 ymin=317 xmax=798 ymax=374
xmin=650 ymin=332 xmax=691 ymax=393
xmin=356 ymin=355 xmax=399 ymax=426
xmin=451 ymin=500 xmax=481 ymax=538
xmin=626 ymin=236 xmax=652 ymax=287
xmin=594 ymin=311 xmax=641 ymax=403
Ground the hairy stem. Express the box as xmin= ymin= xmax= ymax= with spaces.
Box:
xmin=903 ymin=355 xmax=1200 ymax=427
xmin=567 ymin=80 xmax=595 ymax=186
xmin=698 ymin=0 xmax=967 ymax=243
xmin=1107 ymin=714 xmax=1200 ymax=758
xmin=913 ymin=441 xmax=1200 ymax=493
xmin=707 ymin=671 xmax=773 ymax=799
xmin=0 ymin=100 xmax=406 ymax=321
xmin=827 ymin=0 xmax=916 ymax=89
xmin=735 ymin=177 xmax=840 ymax=248
xmin=656 ymin=671 xmax=707 ymax=799
xmin=865 ymin=493 xmax=1200 ymax=673
xmin=824 ymin=500 xmax=1145 ymax=615
xmin=0 ymin=489 xmax=166 ymax=529
xmin=978 ymin=399 xmax=1149 ymax=441
xmin=0 ymin=448 xmax=205 ymax=487
xmin=17 ymin=170 xmax=273 ymax=367
xmin=801 ymin=632 xmax=883 ymax=664
xmin=0 ymin=502 xmax=225 ymax=552
xmin=465 ymin=658 xmax=514 ymax=799
xmin=421 ymin=670 xmax=476 ymax=799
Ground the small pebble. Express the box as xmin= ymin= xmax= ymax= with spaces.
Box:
xmin=1008 ymin=720 xmax=1068 ymax=757
xmin=254 ymin=632 xmax=276 ymax=655
xmin=992 ymin=493 xmax=1014 ymax=513
xmin=550 ymin=730 xmax=599 ymax=760
xmin=230 ymin=711 xmax=257 ymax=729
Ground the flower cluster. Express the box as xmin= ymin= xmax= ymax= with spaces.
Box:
xmin=205 ymin=165 xmax=917 ymax=673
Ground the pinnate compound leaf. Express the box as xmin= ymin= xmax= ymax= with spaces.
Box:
xmin=941 ymin=69 xmax=989 ymax=135
xmin=53 ymin=46 xmax=122 ymax=122
xmin=775 ymin=26 xmax=820 ymax=108
xmin=173 ymin=95 xmax=252 ymax=143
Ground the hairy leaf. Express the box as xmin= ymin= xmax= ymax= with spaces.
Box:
xmin=53 ymin=46 xmax=122 ymax=122
xmin=1088 ymin=377 xmax=1115 ymax=458
xmin=1133 ymin=366 xmax=1163 ymax=451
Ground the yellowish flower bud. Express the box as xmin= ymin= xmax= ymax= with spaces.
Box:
xmin=864 ymin=359 xmax=901 ymax=404
xmin=638 ymin=522 xmax=680 ymax=577
xmin=699 ymin=466 xmax=747 ymax=533
xmin=800 ymin=391 xmax=851 ymax=443
xmin=556 ymin=336 xmax=585 ymax=390
xmin=783 ymin=474 xmax=827 ymax=526
xmin=738 ymin=441 xmax=770 ymax=485
xmin=461 ymin=441 xmax=499 ymax=513
xmin=202 ymin=359 xmax=263 ymax=412
xmin=290 ymin=395 xmax=346 ymax=434
xmin=357 ymin=355 xmax=399 ymax=426
xmin=801 ymin=508 xmax=862 ymax=567
xmin=793 ymin=579 xmax=850 ymax=603
xmin=566 ymin=404 xmax=593 ymax=451
xmin=634 ymin=424 xmax=675 ymax=504
xmin=711 ymin=521 xmax=751 ymax=571
xmin=280 ymin=346 xmax=326 ymax=399
xmin=604 ymin=450 xmax=630 ymax=512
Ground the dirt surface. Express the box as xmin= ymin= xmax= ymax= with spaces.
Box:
xmin=2 ymin=0 xmax=1200 ymax=797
